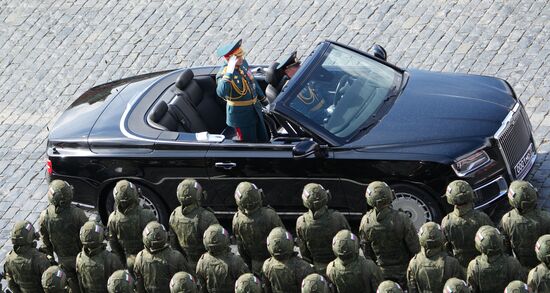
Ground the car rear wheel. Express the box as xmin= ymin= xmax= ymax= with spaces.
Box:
xmin=391 ymin=184 xmax=442 ymax=230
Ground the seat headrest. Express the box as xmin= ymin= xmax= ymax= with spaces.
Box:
xmin=265 ymin=62 xmax=282 ymax=86
xmin=175 ymin=69 xmax=194 ymax=91
xmin=150 ymin=100 xmax=168 ymax=122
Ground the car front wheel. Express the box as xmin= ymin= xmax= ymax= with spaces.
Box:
xmin=391 ymin=184 xmax=443 ymax=230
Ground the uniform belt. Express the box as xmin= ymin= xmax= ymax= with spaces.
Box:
xmin=227 ymin=98 xmax=257 ymax=106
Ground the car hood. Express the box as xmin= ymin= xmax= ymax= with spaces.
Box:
xmin=351 ymin=69 xmax=517 ymax=161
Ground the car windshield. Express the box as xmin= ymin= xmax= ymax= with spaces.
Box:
xmin=285 ymin=44 xmax=401 ymax=139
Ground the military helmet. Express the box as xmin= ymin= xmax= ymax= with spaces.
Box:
xmin=535 ymin=234 xmax=550 ymax=265
xmin=267 ymin=227 xmax=294 ymax=258
xmin=445 ymin=180 xmax=474 ymax=206
xmin=234 ymin=182 xmax=263 ymax=214
xmin=142 ymin=221 xmax=168 ymax=252
xmin=301 ymin=273 xmax=330 ymax=293
xmin=443 ymin=278 xmax=471 ymax=293
xmin=41 ymin=266 xmax=68 ymax=292
xmin=177 ymin=178 xmax=205 ymax=206
xmin=418 ymin=222 xmax=444 ymax=249
xmin=332 ymin=229 xmax=359 ymax=260
xmin=302 ymin=183 xmax=331 ymax=212
xmin=11 ymin=220 xmax=37 ymax=246
xmin=107 ymin=270 xmax=135 ymax=293
xmin=48 ymin=180 xmax=74 ymax=208
xmin=169 ymin=271 xmax=198 ymax=293
xmin=505 ymin=281 xmax=529 ymax=293
xmin=113 ymin=180 xmax=139 ymax=206
xmin=377 ymin=280 xmax=403 ymax=293
xmin=235 ymin=273 xmax=262 ymax=293
xmin=203 ymin=224 xmax=230 ymax=253
xmin=474 ymin=225 xmax=503 ymax=255
xmin=80 ymin=220 xmax=105 ymax=247
xmin=365 ymin=181 xmax=393 ymax=210
xmin=508 ymin=180 xmax=538 ymax=211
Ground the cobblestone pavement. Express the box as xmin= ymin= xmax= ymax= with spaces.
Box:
xmin=0 ymin=0 xmax=549 ymax=264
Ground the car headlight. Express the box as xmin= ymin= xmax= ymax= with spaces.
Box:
xmin=452 ymin=150 xmax=490 ymax=176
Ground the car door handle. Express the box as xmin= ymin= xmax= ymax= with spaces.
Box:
xmin=215 ymin=162 xmax=237 ymax=170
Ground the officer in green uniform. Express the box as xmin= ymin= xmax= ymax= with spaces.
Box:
xmin=441 ymin=180 xmax=494 ymax=268
xmin=443 ymin=278 xmax=471 ymax=293
xmin=300 ymin=274 xmax=331 ymax=293
xmin=377 ymin=280 xmax=404 ymax=293
xmin=134 ymin=221 xmax=188 ymax=292
xmin=358 ymin=181 xmax=420 ymax=289
xmin=406 ymin=222 xmax=465 ymax=293
xmin=234 ymin=273 xmax=262 ymax=293
xmin=170 ymin=272 xmax=199 ymax=293
xmin=261 ymin=227 xmax=313 ymax=293
xmin=232 ymin=182 xmax=284 ymax=274
xmin=466 ymin=226 xmax=525 ymax=293
xmin=42 ymin=266 xmax=70 ymax=293
xmin=505 ymin=281 xmax=529 ymax=293
xmin=107 ymin=270 xmax=135 ymax=293
xmin=169 ymin=178 xmax=219 ymax=271
xmin=4 ymin=220 xmax=51 ymax=293
xmin=296 ymin=183 xmax=351 ymax=274
xmin=528 ymin=234 xmax=550 ymax=292
xmin=326 ymin=230 xmax=383 ymax=293
xmin=498 ymin=180 xmax=550 ymax=269
xmin=216 ymin=39 xmax=269 ymax=143
xmin=196 ymin=224 xmax=249 ymax=293
xmin=76 ymin=220 xmax=123 ymax=292
xmin=107 ymin=180 xmax=157 ymax=275
xmin=39 ymin=180 xmax=88 ymax=293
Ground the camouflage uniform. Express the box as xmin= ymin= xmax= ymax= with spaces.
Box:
xmin=76 ymin=220 xmax=123 ymax=293
xmin=196 ymin=224 xmax=249 ymax=293
xmin=232 ymin=182 xmax=284 ymax=274
xmin=377 ymin=280 xmax=404 ymax=293
xmin=261 ymin=227 xmax=314 ymax=293
xmin=107 ymin=270 xmax=135 ymax=293
xmin=234 ymin=273 xmax=262 ymax=293
xmin=359 ymin=181 xmax=420 ymax=288
xmin=443 ymin=278 xmax=471 ymax=293
xmin=107 ymin=180 xmax=157 ymax=274
xmin=407 ymin=222 xmax=465 ymax=293
xmin=38 ymin=180 xmax=87 ymax=292
xmin=134 ymin=221 xmax=188 ymax=293
xmin=169 ymin=179 xmax=218 ymax=271
xmin=466 ymin=226 xmax=526 ymax=293
xmin=527 ymin=234 xmax=550 ymax=293
xmin=41 ymin=266 xmax=70 ymax=293
xmin=326 ymin=230 xmax=383 ymax=293
xmin=170 ymin=272 xmax=199 ymax=293
xmin=296 ymin=183 xmax=350 ymax=274
xmin=4 ymin=220 xmax=51 ymax=293
xmin=441 ymin=180 xmax=494 ymax=268
xmin=300 ymin=274 xmax=331 ymax=293
xmin=498 ymin=180 xmax=550 ymax=269
xmin=505 ymin=281 xmax=529 ymax=293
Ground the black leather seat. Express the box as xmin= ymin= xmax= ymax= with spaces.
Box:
xmin=169 ymin=94 xmax=208 ymax=133
xmin=148 ymin=100 xmax=186 ymax=132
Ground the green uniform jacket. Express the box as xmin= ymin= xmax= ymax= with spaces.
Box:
xmin=528 ymin=263 xmax=550 ymax=293
xmin=326 ymin=256 xmax=383 ymax=293
xmin=76 ymin=246 xmax=124 ymax=293
xmin=134 ymin=246 xmax=188 ymax=293
xmin=261 ymin=254 xmax=314 ymax=293
xmin=406 ymin=249 xmax=465 ymax=293
xmin=466 ymin=253 xmax=526 ymax=293
xmin=196 ymin=250 xmax=249 ymax=293
xmin=38 ymin=205 xmax=88 ymax=260
xmin=4 ymin=245 xmax=51 ymax=293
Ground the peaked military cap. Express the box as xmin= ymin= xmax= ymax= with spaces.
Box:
xmin=216 ymin=39 xmax=243 ymax=58
xmin=277 ymin=51 xmax=299 ymax=70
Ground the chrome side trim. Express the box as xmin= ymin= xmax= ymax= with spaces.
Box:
xmin=214 ymin=211 xmax=364 ymax=216
xmin=71 ymin=201 xmax=96 ymax=210
xmin=473 ymin=176 xmax=508 ymax=209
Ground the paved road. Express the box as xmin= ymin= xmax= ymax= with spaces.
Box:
xmin=0 ymin=0 xmax=549 ymax=265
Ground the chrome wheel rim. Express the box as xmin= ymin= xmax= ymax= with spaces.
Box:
xmin=139 ymin=194 xmax=160 ymax=219
xmin=392 ymin=192 xmax=433 ymax=230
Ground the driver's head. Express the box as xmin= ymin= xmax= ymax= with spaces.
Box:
xmin=284 ymin=62 xmax=301 ymax=78
xmin=278 ymin=51 xmax=300 ymax=78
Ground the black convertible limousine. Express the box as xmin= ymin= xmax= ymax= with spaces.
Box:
xmin=46 ymin=41 xmax=537 ymax=228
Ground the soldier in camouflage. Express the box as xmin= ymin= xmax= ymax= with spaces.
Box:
xmin=498 ymin=180 xmax=550 ymax=269
xmin=441 ymin=180 xmax=494 ymax=268
xmin=376 ymin=280 xmax=404 ymax=293
xmin=107 ymin=180 xmax=157 ymax=275
xmin=232 ymin=182 xmax=284 ymax=274
xmin=196 ymin=224 xmax=249 ymax=293
xmin=134 ymin=221 xmax=188 ymax=292
xmin=300 ymin=274 xmax=330 ymax=293
xmin=4 ymin=220 xmax=51 ymax=293
xmin=296 ymin=183 xmax=350 ymax=274
xmin=76 ymin=220 xmax=123 ymax=292
xmin=358 ymin=181 xmax=420 ymax=288
xmin=38 ymin=180 xmax=87 ymax=292
xmin=407 ymin=222 xmax=465 ymax=293
xmin=261 ymin=227 xmax=313 ymax=293
xmin=326 ymin=229 xmax=383 ymax=293
xmin=169 ymin=179 xmax=218 ymax=271
xmin=42 ymin=266 xmax=70 ymax=293
xmin=443 ymin=278 xmax=471 ymax=293
xmin=170 ymin=271 xmax=199 ymax=293
xmin=528 ymin=234 xmax=550 ymax=292
xmin=234 ymin=273 xmax=262 ymax=293
xmin=505 ymin=281 xmax=529 ymax=293
xmin=466 ymin=225 xmax=525 ymax=293
xmin=107 ymin=270 xmax=135 ymax=293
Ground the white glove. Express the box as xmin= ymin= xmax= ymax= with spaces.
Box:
xmin=226 ymin=55 xmax=237 ymax=75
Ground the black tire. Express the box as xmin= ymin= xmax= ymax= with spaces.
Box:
xmin=391 ymin=184 xmax=443 ymax=230
xmin=104 ymin=182 xmax=169 ymax=226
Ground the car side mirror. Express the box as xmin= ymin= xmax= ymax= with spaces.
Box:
xmin=369 ymin=44 xmax=387 ymax=61
xmin=293 ymin=140 xmax=322 ymax=159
